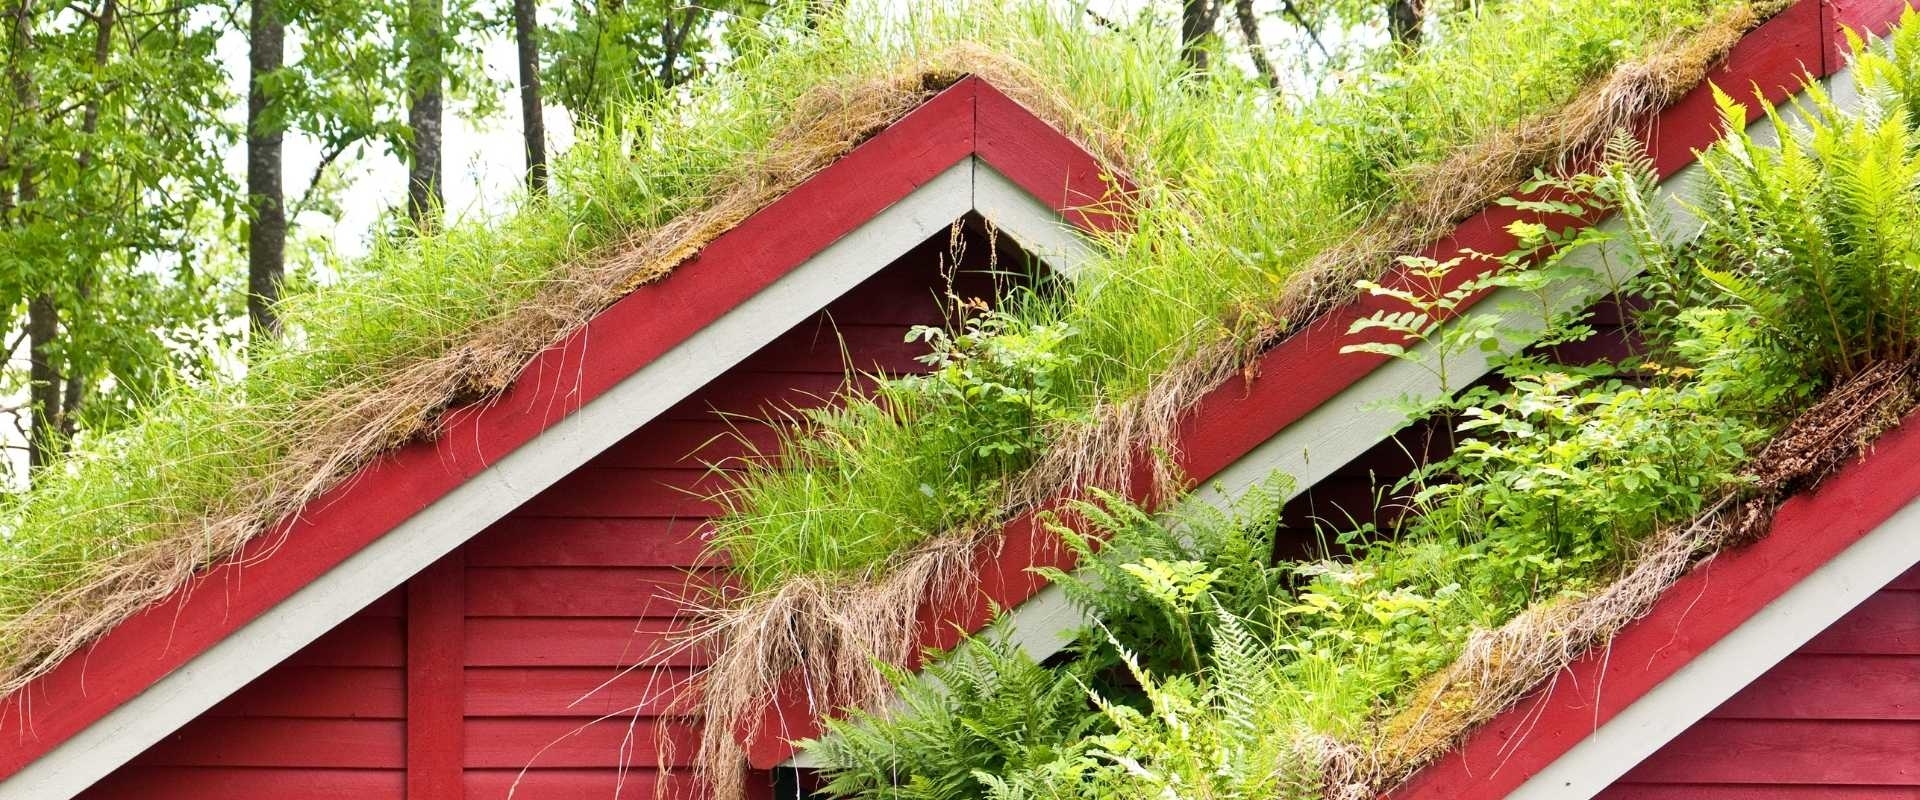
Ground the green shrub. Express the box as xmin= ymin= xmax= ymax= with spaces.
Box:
xmin=808 ymin=25 xmax=1920 ymax=793
xmin=1691 ymin=38 xmax=1920 ymax=381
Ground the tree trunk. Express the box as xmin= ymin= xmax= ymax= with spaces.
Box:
xmin=512 ymin=0 xmax=546 ymax=195
xmin=5 ymin=0 xmax=34 ymax=218
xmin=1232 ymin=0 xmax=1281 ymax=91
xmin=8 ymin=0 xmax=57 ymax=472
xmin=25 ymin=293 xmax=58 ymax=470
xmin=406 ymin=0 xmax=443 ymax=229
xmin=248 ymin=0 xmax=286 ymax=335
xmin=1387 ymin=0 xmax=1424 ymax=47
xmin=657 ymin=5 xmax=698 ymax=89
xmin=1180 ymin=0 xmax=1220 ymax=72
xmin=50 ymin=0 xmax=116 ymax=440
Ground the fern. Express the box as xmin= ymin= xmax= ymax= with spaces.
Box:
xmin=804 ymin=633 xmax=1104 ymax=800
xmin=1684 ymin=39 xmax=1920 ymax=382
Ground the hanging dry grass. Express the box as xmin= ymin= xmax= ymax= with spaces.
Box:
xmin=1358 ymin=355 xmax=1920 ymax=792
xmin=686 ymin=531 xmax=983 ymax=800
xmin=0 ymin=45 xmax=1109 ymax=700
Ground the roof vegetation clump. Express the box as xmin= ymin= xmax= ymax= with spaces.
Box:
xmin=0 ymin=0 xmax=1810 ymax=781
xmin=710 ymin=0 xmax=1769 ymax=593
xmin=801 ymin=16 xmax=1920 ymax=799
xmin=692 ymin=0 xmax=1776 ymax=792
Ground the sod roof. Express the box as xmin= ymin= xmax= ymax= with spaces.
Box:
xmin=5 ymin=0 xmax=1894 ymax=797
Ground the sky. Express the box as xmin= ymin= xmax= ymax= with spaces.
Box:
xmin=216 ymin=28 xmax=580 ymax=261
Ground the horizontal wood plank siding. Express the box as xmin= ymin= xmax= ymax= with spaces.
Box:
xmin=82 ymin=768 xmax=406 ymax=800
xmin=452 ymin=226 xmax=1029 ymax=797
xmin=77 ymin=594 xmax=408 ymax=799
xmin=75 ymin=199 xmax=1028 ymax=800
xmin=1603 ymin=569 xmax=1920 ymax=795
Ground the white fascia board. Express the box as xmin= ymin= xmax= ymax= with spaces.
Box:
xmin=1196 ymin=69 xmax=1836 ymax=513
xmin=786 ymin=121 xmax=1725 ymax=769
xmin=6 ymin=154 xmax=1092 ymax=800
xmin=831 ymin=61 xmax=1861 ymax=775
xmin=972 ymin=162 xmax=1103 ymax=278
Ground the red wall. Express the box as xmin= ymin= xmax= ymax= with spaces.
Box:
xmin=79 ymin=589 xmax=409 ymax=799
xmin=1601 ymin=564 xmax=1920 ymax=798
xmin=80 ymin=223 xmax=1032 ymax=800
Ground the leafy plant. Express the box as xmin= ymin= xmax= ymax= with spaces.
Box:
xmin=804 ymin=633 xmax=1105 ymax=800
xmin=1691 ymin=72 xmax=1920 ymax=382
xmin=1341 ymin=253 xmax=1507 ymax=396
xmin=808 ymin=22 xmax=1920 ymax=800
xmin=709 ymin=0 xmax=1746 ymax=591
xmin=903 ymin=308 xmax=1088 ymax=494
xmin=1040 ymin=479 xmax=1293 ymax=678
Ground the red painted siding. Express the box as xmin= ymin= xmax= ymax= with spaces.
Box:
xmin=80 ymin=222 xmax=1033 ymax=799
xmin=467 ymin=227 xmax=1029 ymax=798
xmin=79 ymin=590 xmax=409 ymax=799
xmin=1601 ymin=566 xmax=1920 ymax=797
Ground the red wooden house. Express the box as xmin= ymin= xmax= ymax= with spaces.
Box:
xmin=3 ymin=3 xmax=1920 ymax=800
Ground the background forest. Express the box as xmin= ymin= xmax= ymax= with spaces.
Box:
xmin=0 ymin=0 xmax=1480 ymax=493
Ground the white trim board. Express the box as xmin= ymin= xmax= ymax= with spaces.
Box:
xmin=1500 ymin=67 xmax=1898 ymax=800
xmin=792 ymin=59 xmax=1873 ymax=773
xmin=0 ymin=156 xmax=1088 ymax=800
xmin=1200 ymin=65 xmax=1854 ymax=513
xmin=974 ymin=164 xmax=1102 ymax=277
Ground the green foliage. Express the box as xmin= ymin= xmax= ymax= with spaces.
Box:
xmin=1688 ymin=70 xmax=1920 ymax=382
xmin=1418 ymin=370 xmax=1766 ymax=591
xmin=717 ymin=0 xmax=1744 ymax=592
xmin=820 ymin=327 xmax=1777 ymax=800
xmin=714 ymin=305 xmax=1092 ymax=593
xmin=1041 ymin=481 xmax=1291 ymax=677
xmin=1340 ymin=254 xmax=1510 ymax=395
xmin=813 ymin=18 xmax=1920 ymax=800
xmin=805 ymin=633 xmax=1105 ymax=800
xmin=0 ymin=0 xmax=1768 ymax=724
xmin=541 ymin=1 xmax=761 ymax=123
xmin=0 ymin=0 xmax=243 ymax=485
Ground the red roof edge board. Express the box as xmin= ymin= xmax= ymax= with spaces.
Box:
xmin=741 ymin=0 xmax=1903 ymax=769
xmin=0 ymin=76 xmax=1123 ymax=781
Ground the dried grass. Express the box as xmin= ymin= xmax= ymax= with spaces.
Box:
xmin=0 ymin=2 xmax=1785 ymax=794
xmin=684 ymin=5 xmax=1789 ymax=793
xmin=687 ymin=532 xmax=982 ymax=800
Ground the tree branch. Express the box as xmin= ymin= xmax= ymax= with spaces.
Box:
xmin=1279 ymin=0 xmax=1331 ymax=61
xmin=657 ymin=4 xmax=700 ymax=89
xmin=288 ymin=135 xmax=357 ymax=221
xmin=1083 ymin=6 xmax=1121 ymax=32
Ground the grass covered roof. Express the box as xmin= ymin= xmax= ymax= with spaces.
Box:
xmin=0 ymin=1 xmax=1811 ymax=794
